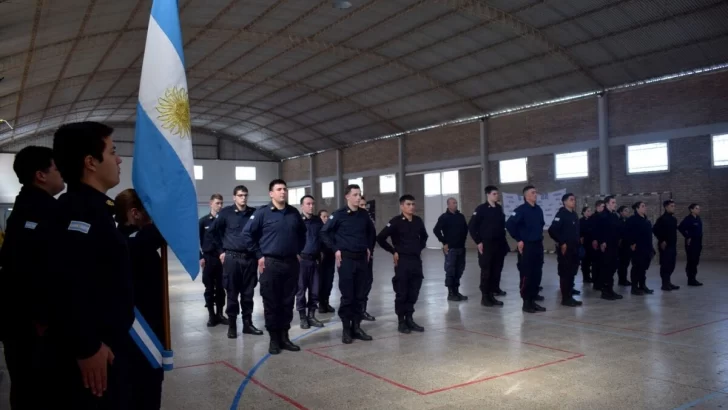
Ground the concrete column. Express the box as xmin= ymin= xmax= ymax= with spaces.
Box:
xmin=308 ymin=154 xmax=316 ymax=198
xmin=277 ymin=161 xmax=283 ymax=179
xmin=598 ymin=93 xmax=610 ymax=196
xmin=335 ymin=149 xmax=343 ymax=208
xmin=216 ymin=139 xmax=222 ymax=160
xmin=479 ymin=118 xmax=489 ymax=203
xmin=398 ymin=135 xmax=406 ymax=196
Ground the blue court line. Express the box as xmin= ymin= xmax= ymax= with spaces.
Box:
xmin=673 ymin=385 xmax=728 ymax=410
xmin=229 ymin=320 xmax=340 ymax=410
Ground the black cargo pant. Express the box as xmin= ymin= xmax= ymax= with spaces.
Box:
xmin=202 ymin=251 xmax=225 ymax=309
xmin=618 ymin=245 xmax=631 ymax=283
xmin=518 ymin=241 xmax=544 ymax=300
xmin=478 ymin=240 xmax=506 ymax=295
xmin=363 ymin=252 xmax=374 ymax=312
xmin=338 ymin=251 xmax=368 ymax=321
xmin=600 ymin=244 xmax=619 ymax=291
xmin=319 ymin=252 xmax=336 ymax=306
xmin=259 ymin=256 xmax=299 ymax=331
xmin=557 ymin=245 xmax=580 ymax=300
xmin=630 ymin=253 xmax=651 ymax=288
xmin=589 ymin=245 xmax=602 ymax=288
xmin=392 ymin=254 xmax=424 ymax=316
xmin=3 ymin=327 xmax=56 ymax=409
xmin=685 ymin=242 xmax=702 ymax=281
xmin=580 ymin=241 xmax=592 ymax=280
xmin=129 ymin=339 xmax=164 ymax=410
xmin=296 ymin=256 xmax=319 ymax=311
xmin=659 ymin=244 xmax=677 ymax=286
xmin=223 ymin=251 xmax=258 ymax=319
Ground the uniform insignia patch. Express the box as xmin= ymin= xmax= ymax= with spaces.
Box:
xmin=472 ymin=212 xmax=477 ymax=215
xmin=204 ymin=226 xmax=209 ymax=229
xmin=512 ymin=212 xmax=517 ymax=216
xmin=250 ymin=215 xmax=255 ymax=219
xmin=68 ymin=220 xmax=91 ymax=234
xmin=554 ymin=217 xmax=560 ymax=221
xmin=24 ymin=221 xmax=38 ymax=230
xmin=106 ymin=200 xmax=115 ymax=207
xmin=129 ymin=231 xmax=139 ymax=238
xmin=386 ymin=223 xmax=391 ymax=227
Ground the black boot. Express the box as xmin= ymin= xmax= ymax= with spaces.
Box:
xmin=561 ymin=298 xmax=582 ymax=307
xmin=405 ymin=314 xmax=424 ymax=332
xmin=280 ymin=329 xmax=300 ymax=352
xmin=688 ymin=278 xmax=703 ymax=286
xmin=522 ymin=300 xmax=536 ymax=313
xmin=216 ymin=305 xmax=229 ymax=325
xmin=206 ymin=306 xmax=218 ymax=327
xmin=299 ymin=310 xmax=310 ymax=329
xmin=481 ymin=293 xmax=503 ymax=307
xmin=670 ymin=283 xmax=680 ymax=290
xmin=307 ymin=309 xmax=324 ymax=328
xmin=398 ymin=315 xmax=411 ymax=334
xmin=227 ymin=319 xmax=237 ymax=339
xmin=242 ymin=315 xmax=263 ymax=335
xmin=448 ymin=287 xmax=463 ymax=301
xmin=601 ymin=289 xmax=618 ymax=300
xmin=455 ymin=286 xmax=468 ymax=301
xmin=571 ymin=289 xmax=581 ymax=296
xmin=531 ymin=300 xmax=546 ymax=312
xmin=320 ymin=303 xmax=335 ymax=313
xmin=351 ymin=320 xmax=373 ymax=341
xmin=341 ymin=319 xmax=353 ymax=344
xmin=631 ymin=286 xmax=645 ymax=295
xmin=362 ymin=312 xmax=376 ymax=321
xmin=493 ymin=289 xmax=507 ymax=296
xmin=639 ymin=280 xmax=654 ymax=294
xmin=268 ymin=330 xmax=281 ymax=355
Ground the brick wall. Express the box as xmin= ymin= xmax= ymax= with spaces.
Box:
xmin=281 ymin=156 xmax=308 ymax=181
xmin=405 ymin=122 xmax=480 ymax=164
xmin=363 ymin=175 xmax=400 ymax=233
xmin=344 ymin=139 xmax=398 ymax=174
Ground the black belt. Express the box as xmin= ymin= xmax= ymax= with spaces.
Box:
xmin=341 ymin=251 xmax=366 ymax=260
xmin=299 ymin=253 xmax=318 ymax=261
xmin=226 ymin=250 xmax=255 ymax=259
xmin=264 ymin=255 xmax=298 ymax=262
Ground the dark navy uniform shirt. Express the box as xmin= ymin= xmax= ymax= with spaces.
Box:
xmin=678 ymin=214 xmax=703 ymax=246
xmin=301 ymin=213 xmax=324 ymax=256
xmin=624 ymin=213 xmax=654 ymax=257
xmin=547 ymin=207 xmax=580 ymax=247
xmin=52 ymin=183 xmax=134 ymax=359
xmin=376 ymin=214 xmax=428 ymax=257
xmin=198 ymin=213 xmax=217 ymax=256
xmin=469 ymin=202 xmax=507 ymax=244
xmin=433 ymin=210 xmax=468 ymax=248
xmin=653 ymin=212 xmax=678 ymax=246
xmin=579 ymin=216 xmax=593 ymax=242
xmin=320 ymin=206 xmax=376 ymax=254
xmin=594 ymin=209 xmax=622 ymax=247
xmin=242 ymin=202 xmax=306 ymax=260
xmin=506 ymin=202 xmax=545 ymax=243
xmin=207 ymin=205 xmax=256 ymax=254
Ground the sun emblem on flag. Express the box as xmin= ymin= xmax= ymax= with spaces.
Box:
xmin=156 ymin=87 xmax=191 ymax=139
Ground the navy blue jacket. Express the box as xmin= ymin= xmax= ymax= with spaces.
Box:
xmin=433 ymin=210 xmax=468 ymax=249
xmin=301 ymin=214 xmax=324 ymax=256
xmin=468 ymin=202 xmax=507 ymax=244
xmin=320 ymin=206 xmax=376 ymax=254
xmin=579 ymin=216 xmax=593 ymax=242
xmin=678 ymin=214 xmax=702 ymax=248
xmin=625 ymin=212 xmax=654 ymax=262
xmin=547 ymin=207 xmax=580 ymax=249
xmin=506 ymin=202 xmax=544 ymax=243
xmin=594 ymin=209 xmax=621 ymax=248
xmin=207 ymin=205 xmax=256 ymax=254
xmin=377 ymin=214 xmax=428 ymax=257
xmin=242 ymin=203 xmax=307 ymax=260
xmin=198 ymin=213 xmax=217 ymax=257
xmin=653 ymin=212 xmax=678 ymax=247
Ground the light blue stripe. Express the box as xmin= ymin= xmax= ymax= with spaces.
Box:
xmin=129 ymin=328 xmax=161 ymax=369
xmin=133 ymin=103 xmax=200 ymax=279
xmin=150 ymin=0 xmax=185 ymax=66
xmin=672 ymin=386 xmax=728 ymax=410
xmin=134 ymin=307 xmax=165 ymax=354
xmin=163 ymin=363 xmax=174 ymax=371
xmin=162 ymin=350 xmax=173 ymax=358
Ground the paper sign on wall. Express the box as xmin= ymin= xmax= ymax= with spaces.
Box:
xmin=502 ymin=188 xmax=567 ymax=230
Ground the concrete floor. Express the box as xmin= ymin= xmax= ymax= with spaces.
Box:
xmin=2 ymin=249 xmax=728 ymax=409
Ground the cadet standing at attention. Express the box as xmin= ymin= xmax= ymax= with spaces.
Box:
xmin=359 ymin=196 xmax=376 ymax=321
xmin=51 ymin=121 xmax=135 ymax=408
xmin=624 ymin=201 xmax=655 ymax=295
xmin=594 ymin=196 xmax=624 ymax=300
xmin=433 ymin=197 xmax=469 ymax=301
xmin=678 ymin=203 xmax=704 ymax=286
xmin=547 ymin=193 xmax=582 ymax=307
xmin=0 ymin=146 xmax=65 ymax=409
xmin=506 ymin=185 xmax=546 ymax=313
xmin=376 ymin=194 xmax=428 ymax=334
xmin=207 ymin=186 xmax=262 ymax=338
xmin=578 ymin=205 xmax=594 ymax=284
xmin=320 ymin=184 xmax=376 ymax=344
xmin=198 ymin=193 xmax=225 ymax=327
xmin=653 ymin=199 xmax=680 ymax=291
xmin=317 ymin=209 xmax=337 ymax=313
xmin=589 ymin=200 xmax=606 ymax=290
xmin=296 ymin=195 xmax=325 ymax=329
xmin=617 ymin=205 xmax=633 ymax=287
xmin=469 ymin=185 xmax=509 ymax=307
xmin=243 ymin=179 xmax=307 ymax=355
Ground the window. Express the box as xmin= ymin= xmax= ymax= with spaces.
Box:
xmin=379 ymin=174 xmax=396 ymax=194
xmin=424 ymin=172 xmax=441 ymax=196
xmin=713 ymin=134 xmax=728 ymax=167
xmin=348 ymin=177 xmax=363 ymax=194
xmin=441 ymin=170 xmax=459 ymax=195
xmin=555 ymin=151 xmax=588 ymax=179
xmin=288 ymin=187 xmax=306 ymax=205
xmin=194 ymin=165 xmax=203 ymax=180
xmin=235 ymin=166 xmax=256 ymax=181
xmin=499 ymin=158 xmax=527 ymax=184
xmin=321 ymin=181 xmax=334 ymax=199
xmin=627 ymin=142 xmax=668 ymax=173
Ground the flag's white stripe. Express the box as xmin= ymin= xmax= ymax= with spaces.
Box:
xmin=138 ymin=16 xmax=194 ymax=183
xmin=162 ymin=356 xmax=173 ymax=365
xmin=132 ymin=319 xmax=163 ymax=367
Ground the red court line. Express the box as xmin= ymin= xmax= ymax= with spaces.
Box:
xmin=662 ymin=318 xmax=728 ymax=336
xmin=542 ymin=314 xmax=728 ymax=337
xmin=445 ymin=327 xmax=583 ymax=355
xmin=175 ymin=361 xmax=308 ymax=410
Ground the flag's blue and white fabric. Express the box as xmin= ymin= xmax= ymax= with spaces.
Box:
xmin=132 ymin=0 xmax=196 ymax=371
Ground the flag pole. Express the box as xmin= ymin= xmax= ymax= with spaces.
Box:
xmin=161 ymin=241 xmax=172 ymax=350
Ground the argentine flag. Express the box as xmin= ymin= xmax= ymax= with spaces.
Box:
xmin=132 ymin=0 xmax=199 ymax=281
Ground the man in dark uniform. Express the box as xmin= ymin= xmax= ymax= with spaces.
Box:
xmin=624 ymin=201 xmax=655 ymax=295
xmin=207 ymin=185 xmax=261 ymax=338
xmin=0 ymin=146 xmax=65 ymax=409
xmin=320 ymin=184 xmax=376 ymax=344
xmin=317 ymin=209 xmax=336 ymax=313
xmin=198 ymin=193 xmax=225 ymax=327
xmin=433 ymin=197 xmax=469 ymax=301
xmin=616 ymin=205 xmax=632 ymax=287
xmin=506 ymin=185 xmax=546 ymax=313
xmin=359 ymin=196 xmax=376 ymax=321
xmin=589 ymin=200 xmax=605 ymax=290
xmin=653 ymin=199 xmax=679 ymax=292
xmin=243 ymin=179 xmax=307 ymax=355
xmin=578 ymin=205 xmax=593 ymax=284
xmin=594 ymin=196 xmax=624 ymax=300
xmin=678 ymin=203 xmax=704 ymax=286
xmin=469 ymin=185 xmax=509 ymax=307
xmin=376 ymin=194 xmax=428 ymax=334
xmin=547 ymin=193 xmax=582 ymax=307
xmin=296 ymin=195 xmax=325 ymax=329
xmin=50 ymin=121 xmax=135 ymax=408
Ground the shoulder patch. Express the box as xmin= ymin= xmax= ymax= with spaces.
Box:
xmin=24 ymin=221 xmax=38 ymax=230
xmin=512 ymin=212 xmax=517 ymax=216
xmin=106 ymin=199 xmax=114 ymax=207
xmin=554 ymin=217 xmax=560 ymax=221
xmin=250 ymin=215 xmax=255 ymax=220
xmin=129 ymin=231 xmax=138 ymax=238
xmin=68 ymin=220 xmax=91 ymax=234
xmin=329 ymin=215 xmax=333 ymax=219
xmin=386 ymin=223 xmax=391 ymax=227
xmin=472 ymin=212 xmax=477 ymax=215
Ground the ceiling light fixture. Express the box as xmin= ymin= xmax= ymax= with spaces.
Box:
xmin=332 ymin=0 xmax=351 ymax=10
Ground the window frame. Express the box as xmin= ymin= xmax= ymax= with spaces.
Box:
xmin=554 ymin=151 xmax=589 ymax=180
xmin=193 ymin=165 xmax=203 ymax=180
xmin=712 ymin=133 xmax=728 ymax=168
xmin=347 ymin=177 xmax=364 ymax=195
xmin=379 ymin=174 xmax=397 ymax=194
xmin=498 ymin=157 xmax=528 ymax=184
xmin=626 ymin=142 xmax=670 ymax=175
xmin=321 ymin=181 xmax=335 ymax=199
xmin=235 ymin=166 xmax=256 ymax=181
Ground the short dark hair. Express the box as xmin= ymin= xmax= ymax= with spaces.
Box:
xmin=522 ymin=185 xmax=535 ymax=194
xmin=581 ymin=206 xmax=590 ymax=215
xmin=399 ymin=194 xmax=415 ymax=204
xmin=663 ymin=199 xmax=674 ymax=208
xmin=632 ymin=201 xmax=644 ymax=211
xmin=13 ymin=146 xmax=55 ymax=185
xmin=210 ymin=193 xmax=223 ymax=201
xmin=604 ymin=195 xmax=615 ymax=204
xmin=360 ymin=195 xmax=366 ymax=201
xmin=485 ymin=185 xmax=498 ymax=194
xmin=53 ymin=122 xmax=114 ymax=184
xmin=345 ymin=184 xmax=360 ymax=195
xmin=318 ymin=209 xmax=328 ymax=216
xmin=300 ymin=195 xmax=314 ymax=204
xmin=233 ymin=185 xmax=248 ymax=195
xmin=561 ymin=193 xmax=574 ymax=203
xmin=595 ymin=200 xmax=605 ymax=207
xmin=269 ymin=179 xmax=286 ymax=191
xmin=617 ymin=205 xmax=628 ymax=214
xmin=688 ymin=203 xmax=699 ymax=211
